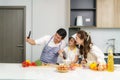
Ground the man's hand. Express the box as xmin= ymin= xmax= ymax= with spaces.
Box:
xmin=26 ymin=38 xmax=36 ymax=45
xmin=58 ymin=50 xmax=64 ymax=58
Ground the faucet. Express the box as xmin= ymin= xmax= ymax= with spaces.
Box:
xmin=106 ymin=38 xmax=115 ymax=54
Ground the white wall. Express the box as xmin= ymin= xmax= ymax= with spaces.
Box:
xmin=0 ymin=0 xmax=32 ymax=60
xmin=32 ymin=0 xmax=69 ymax=61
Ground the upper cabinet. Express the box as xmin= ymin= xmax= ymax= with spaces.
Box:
xmin=70 ymin=0 xmax=120 ymax=28
xmin=114 ymin=0 xmax=120 ymax=28
xmin=70 ymin=0 xmax=96 ymax=27
xmin=97 ymin=0 xmax=120 ymax=28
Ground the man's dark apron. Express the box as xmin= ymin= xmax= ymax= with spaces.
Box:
xmin=40 ymin=36 xmax=61 ymax=64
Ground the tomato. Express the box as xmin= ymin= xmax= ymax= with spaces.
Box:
xmin=22 ymin=61 xmax=30 ymax=67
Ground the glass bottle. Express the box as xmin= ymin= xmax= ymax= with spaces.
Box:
xmin=107 ymin=49 xmax=114 ymax=72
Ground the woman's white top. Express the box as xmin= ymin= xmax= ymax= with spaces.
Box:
xmin=72 ymin=33 xmax=106 ymax=64
xmin=86 ymin=45 xmax=106 ymax=64
xmin=64 ymin=46 xmax=79 ymax=62
xmin=35 ymin=35 xmax=66 ymax=49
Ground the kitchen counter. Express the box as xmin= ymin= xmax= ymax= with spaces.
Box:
xmin=0 ymin=63 xmax=120 ymax=80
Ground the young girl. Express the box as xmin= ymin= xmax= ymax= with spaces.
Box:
xmin=72 ymin=30 xmax=106 ymax=65
xmin=58 ymin=37 xmax=79 ymax=64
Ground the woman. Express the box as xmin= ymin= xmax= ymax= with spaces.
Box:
xmin=72 ymin=30 xmax=106 ymax=65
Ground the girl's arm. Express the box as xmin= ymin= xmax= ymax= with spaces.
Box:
xmin=72 ymin=55 xmax=79 ymax=63
xmin=72 ymin=48 xmax=80 ymax=63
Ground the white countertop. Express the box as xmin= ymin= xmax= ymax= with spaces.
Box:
xmin=0 ymin=63 xmax=120 ymax=80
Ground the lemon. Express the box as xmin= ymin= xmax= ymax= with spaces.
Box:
xmin=90 ymin=62 xmax=97 ymax=70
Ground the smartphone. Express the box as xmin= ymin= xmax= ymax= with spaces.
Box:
xmin=27 ymin=31 xmax=31 ymax=39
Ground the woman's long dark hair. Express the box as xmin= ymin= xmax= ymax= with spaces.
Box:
xmin=77 ymin=30 xmax=92 ymax=59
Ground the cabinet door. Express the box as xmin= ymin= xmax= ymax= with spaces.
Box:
xmin=97 ymin=0 xmax=115 ymax=28
xmin=114 ymin=0 xmax=120 ymax=27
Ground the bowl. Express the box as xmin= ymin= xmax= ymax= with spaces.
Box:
xmin=57 ymin=64 xmax=69 ymax=73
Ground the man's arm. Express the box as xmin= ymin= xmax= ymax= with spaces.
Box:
xmin=26 ymin=35 xmax=51 ymax=45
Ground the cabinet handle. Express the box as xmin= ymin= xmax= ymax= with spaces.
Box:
xmin=16 ymin=45 xmax=24 ymax=47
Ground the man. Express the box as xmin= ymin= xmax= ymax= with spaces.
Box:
xmin=26 ymin=28 xmax=67 ymax=64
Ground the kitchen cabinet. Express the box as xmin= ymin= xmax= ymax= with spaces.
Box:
xmin=70 ymin=0 xmax=120 ymax=28
xmin=114 ymin=0 xmax=120 ymax=27
xmin=97 ymin=0 xmax=120 ymax=28
xmin=69 ymin=27 xmax=80 ymax=37
xmin=70 ymin=0 xmax=96 ymax=27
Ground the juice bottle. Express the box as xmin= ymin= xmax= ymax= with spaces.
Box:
xmin=107 ymin=49 xmax=114 ymax=72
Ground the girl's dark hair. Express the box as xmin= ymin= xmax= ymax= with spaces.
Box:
xmin=56 ymin=28 xmax=67 ymax=39
xmin=77 ymin=30 xmax=92 ymax=59
xmin=69 ymin=37 xmax=74 ymax=41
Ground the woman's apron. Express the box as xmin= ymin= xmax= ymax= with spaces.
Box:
xmin=40 ymin=36 xmax=61 ymax=64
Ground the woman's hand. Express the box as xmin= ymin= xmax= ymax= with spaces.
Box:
xmin=81 ymin=59 xmax=87 ymax=67
xmin=81 ymin=59 xmax=87 ymax=64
